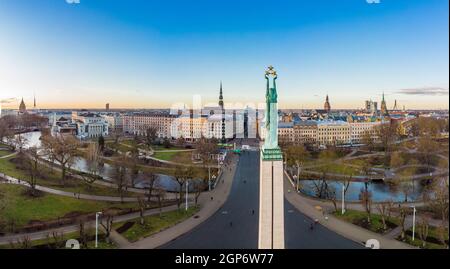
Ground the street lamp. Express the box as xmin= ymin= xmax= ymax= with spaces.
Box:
xmin=341 ymin=185 xmax=346 ymax=215
xmin=95 ymin=212 xmax=102 ymax=248
xmin=208 ymin=165 xmax=211 ymax=191
xmin=185 ymin=180 xmax=189 ymax=211
xmin=411 ymin=206 xmax=416 ymax=241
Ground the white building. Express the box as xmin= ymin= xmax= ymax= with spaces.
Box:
xmin=72 ymin=112 xmax=109 ymax=139
xmin=349 ymin=122 xmax=381 ymax=144
xmin=102 ymin=113 xmax=124 ymax=132
xmin=123 ymin=113 xmax=175 ymax=138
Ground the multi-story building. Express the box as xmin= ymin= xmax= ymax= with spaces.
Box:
xmin=317 ymin=121 xmax=351 ymax=145
xmin=274 ymin=119 xmax=381 ymax=147
xmin=170 ymin=114 xmax=208 ymax=140
xmin=72 ymin=111 xmax=109 ymax=139
xmin=102 ymin=113 xmax=123 ymax=133
xmin=123 ymin=113 xmax=176 ymax=138
xmin=349 ymin=121 xmax=381 ymax=144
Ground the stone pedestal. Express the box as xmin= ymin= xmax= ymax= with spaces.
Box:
xmin=258 ymin=148 xmax=285 ymax=249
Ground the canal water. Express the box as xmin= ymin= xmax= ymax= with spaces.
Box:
xmin=16 ymin=131 xmax=198 ymax=192
xmin=299 ymin=179 xmax=424 ymax=202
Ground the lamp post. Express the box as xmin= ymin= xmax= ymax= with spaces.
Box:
xmin=185 ymin=180 xmax=189 ymax=211
xmin=95 ymin=212 xmax=102 ymax=248
xmin=411 ymin=206 xmax=416 ymax=241
xmin=208 ymin=165 xmax=211 ymax=191
xmin=341 ymin=185 xmax=346 ymax=215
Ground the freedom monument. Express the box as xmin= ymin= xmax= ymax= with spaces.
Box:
xmin=259 ymin=66 xmax=285 ymax=249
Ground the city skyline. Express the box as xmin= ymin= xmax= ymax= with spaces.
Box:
xmin=0 ymin=0 xmax=449 ymax=110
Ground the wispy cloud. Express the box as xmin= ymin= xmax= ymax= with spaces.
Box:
xmin=395 ymin=87 xmax=449 ymax=96
xmin=0 ymin=98 xmax=17 ymax=104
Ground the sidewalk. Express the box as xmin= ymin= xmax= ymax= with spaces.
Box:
xmin=123 ymin=154 xmax=239 ymax=249
xmin=284 ymin=172 xmax=415 ymax=249
xmin=0 ymin=204 xmax=179 ymax=246
xmin=0 ymin=174 xmax=141 ymax=202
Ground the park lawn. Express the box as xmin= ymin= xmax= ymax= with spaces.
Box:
xmin=2 ymin=229 xmax=117 ymax=249
xmin=0 ymin=184 xmax=138 ymax=229
xmin=152 ymin=150 xmax=194 ymax=164
xmin=310 ymin=163 xmax=362 ymax=176
xmin=152 ymin=151 xmax=180 ymax=161
xmin=101 ymin=157 xmax=176 ymax=176
xmin=0 ymin=156 xmax=138 ymax=197
xmin=333 ymin=209 xmax=400 ymax=234
xmin=152 ymin=144 xmax=184 ymax=151
xmin=0 ymin=150 xmax=13 ymax=157
xmin=399 ymin=226 xmax=449 ymax=249
xmin=106 ymin=141 xmax=133 ymax=153
xmin=113 ymin=206 xmax=199 ymax=242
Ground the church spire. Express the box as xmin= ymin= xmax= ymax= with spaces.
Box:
xmin=33 ymin=92 xmax=36 ymax=109
xmin=219 ymin=81 xmax=224 ymax=108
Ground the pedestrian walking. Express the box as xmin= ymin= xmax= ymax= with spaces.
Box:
xmin=230 ymin=221 xmax=233 ymax=227
xmin=310 ymin=223 xmax=314 ymax=231
xmin=211 ymin=196 xmax=214 ymax=201
xmin=252 ymin=209 xmax=255 ymax=215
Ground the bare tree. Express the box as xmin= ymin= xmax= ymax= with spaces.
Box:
xmin=100 ymin=212 xmax=114 ymax=244
xmin=155 ymin=186 xmax=166 ymax=217
xmin=80 ymin=143 xmax=102 ymax=189
xmin=51 ymin=231 xmax=65 ymax=249
xmin=110 ymin=156 xmax=131 ymax=203
xmin=398 ymin=206 xmax=408 ymax=240
xmin=424 ymin=177 xmax=449 ymax=248
xmin=137 ymin=196 xmax=147 ymax=225
xmin=377 ymin=203 xmax=389 ymax=231
xmin=22 ymin=147 xmax=40 ymax=196
xmin=41 ymin=134 xmax=79 ymax=186
xmin=143 ymin=171 xmax=158 ymax=202
xmin=78 ymin=217 xmax=88 ymax=249
xmin=193 ymin=179 xmax=208 ymax=206
xmin=418 ymin=216 xmax=430 ymax=248
xmin=174 ymin=166 xmax=195 ymax=209
xmin=359 ymin=187 xmax=373 ymax=224
xmin=146 ymin=126 xmax=158 ymax=148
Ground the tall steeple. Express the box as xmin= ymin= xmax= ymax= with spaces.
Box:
xmin=219 ymin=81 xmax=224 ymax=108
xmin=33 ymin=92 xmax=36 ymax=109
xmin=380 ymin=92 xmax=389 ymax=116
xmin=19 ymin=97 xmax=27 ymax=113
xmin=324 ymin=94 xmax=331 ymax=113
xmin=219 ymin=81 xmax=225 ymax=143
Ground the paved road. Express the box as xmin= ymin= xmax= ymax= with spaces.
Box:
xmin=163 ymin=151 xmax=362 ymax=249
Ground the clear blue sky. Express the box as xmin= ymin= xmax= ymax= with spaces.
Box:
xmin=0 ymin=0 xmax=448 ymax=109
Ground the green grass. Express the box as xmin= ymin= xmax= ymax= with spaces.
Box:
xmin=398 ymin=226 xmax=449 ymax=249
xmin=0 ymin=156 xmax=137 ymax=197
xmin=333 ymin=209 xmax=399 ymax=234
xmin=0 ymin=184 xmax=137 ymax=229
xmin=1 ymin=229 xmax=117 ymax=249
xmin=307 ymin=162 xmax=362 ymax=176
xmin=152 ymin=151 xmax=180 ymax=161
xmin=113 ymin=206 xmax=199 ymax=242
xmin=0 ymin=150 xmax=13 ymax=157
xmin=152 ymin=151 xmax=193 ymax=164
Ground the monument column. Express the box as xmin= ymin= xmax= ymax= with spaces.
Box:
xmin=259 ymin=66 xmax=285 ymax=249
